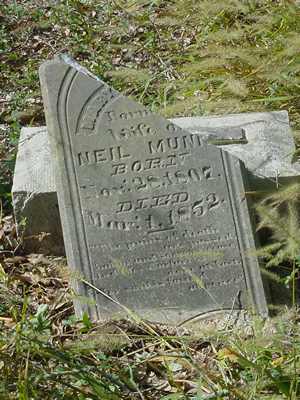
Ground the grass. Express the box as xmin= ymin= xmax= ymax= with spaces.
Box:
xmin=1 ymin=1 xmax=300 ymax=124
xmin=0 ymin=257 xmax=299 ymax=400
xmin=0 ymin=0 xmax=300 ymax=398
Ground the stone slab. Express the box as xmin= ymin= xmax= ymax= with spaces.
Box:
xmin=12 ymin=127 xmax=64 ymax=254
xmin=39 ymin=55 xmax=268 ymax=323
xmin=175 ymin=111 xmax=300 ymax=191
xmin=12 ymin=110 xmax=299 ymax=255
xmin=172 ymin=110 xmax=298 ymax=179
xmin=12 ymin=123 xmax=245 ymax=256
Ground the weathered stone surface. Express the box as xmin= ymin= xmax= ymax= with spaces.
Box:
xmin=39 ymin=55 xmax=268 ymax=323
xmin=12 ymin=109 xmax=298 ymax=255
xmin=12 ymin=127 xmax=64 ymax=255
xmin=174 ymin=110 xmax=298 ymax=178
xmin=176 ymin=111 xmax=300 ymax=190
xmin=10 ymin=123 xmax=245 ymax=256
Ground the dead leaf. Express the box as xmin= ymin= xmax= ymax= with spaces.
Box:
xmin=0 ymin=316 xmax=15 ymax=328
xmin=149 ymin=355 xmax=192 ymax=370
xmin=272 ymin=356 xmax=284 ymax=367
xmin=218 ymin=347 xmax=239 ymax=362
xmin=27 ymin=254 xmax=51 ymax=265
xmin=4 ymin=256 xmax=27 ymax=264
xmin=13 ymin=273 xmax=35 ymax=285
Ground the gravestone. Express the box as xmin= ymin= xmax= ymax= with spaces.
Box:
xmin=12 ymin=124 xmax=245 ymax=256
xmin=12 ymin=111 xmax=299 ymax=256
xmin=39 ymin=55 xmax=268 ymax=323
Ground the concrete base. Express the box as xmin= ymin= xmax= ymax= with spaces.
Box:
xmin=12 ymin=127 xmax=64 ymax=254
xmin=12 ymin=111 xmax=299 ymax=255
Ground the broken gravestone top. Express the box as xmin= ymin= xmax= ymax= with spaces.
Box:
xmin=175 ymin=110 xmax=299 ymax=182
xmin=39 ymin=55 xmax=268 ymax=323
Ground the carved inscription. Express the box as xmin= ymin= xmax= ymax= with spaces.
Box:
xmin=80 ymin=165 xmax=215 ymax=197
xmin=76 ymin=97 xmax=243 ymax=311
xmin=76 ymin=87 xmax=118 ymax=135
xmin=78 ymin=145 xmax=131 ymax=166
xmin=105 ymin=108 xmax=153 ymax=122
xmin=148 ymin=134 xmax=202 ymax=153
xmin=75 ymin=96 xmax=246 ymax=311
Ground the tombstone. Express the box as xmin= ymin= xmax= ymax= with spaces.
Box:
xmin=12 ymin=124 xmax=245 ymax=256
xmin=12 ymin=111 xmax=299 ymax=256
xmin=39 ymin=55 xmax=268 ymax=323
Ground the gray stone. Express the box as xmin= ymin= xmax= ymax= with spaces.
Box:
xmin=12 ymin=110 xmax=298 ymax=255
xmin=12 ymin=127 xmax=64 ymax=254
xmin=175 ymin=111 xmax=299 ymax=190
xmin=11 ymin=124 xmax=245 ymax=256
xmin=39 ymin=55 xmax=267 ymax=323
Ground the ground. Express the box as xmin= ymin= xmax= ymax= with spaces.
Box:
xmin=0 ymin=1 xmax=300 ymax=399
